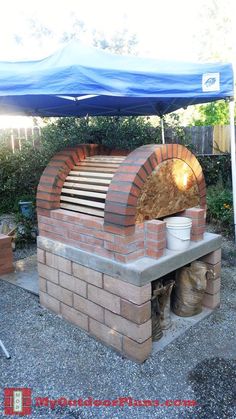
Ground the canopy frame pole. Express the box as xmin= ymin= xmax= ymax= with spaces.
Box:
xmin=160 ymin=117 xmax=165 ymax=144
xmin=229 ymin=99 xmax=236 ymax=241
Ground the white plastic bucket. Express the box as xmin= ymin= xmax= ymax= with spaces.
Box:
xmin=164 ymin=216 xmax=192 ymax=251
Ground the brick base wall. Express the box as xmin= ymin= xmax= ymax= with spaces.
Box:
xmin=38 ymin=243 xmax=221 ymax=362
xmin=38 ymin=248 xmax=152 ymax=363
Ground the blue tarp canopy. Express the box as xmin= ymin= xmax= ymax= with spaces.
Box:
xmin=0 ymin=41 xmax=234 ymax=117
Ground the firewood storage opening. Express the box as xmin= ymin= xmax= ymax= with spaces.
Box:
xmin=37 ymin=143 xmax=221 ymax=363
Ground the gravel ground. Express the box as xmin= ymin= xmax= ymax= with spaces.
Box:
xmin=0 ymin=238 xmax=236 ymax=418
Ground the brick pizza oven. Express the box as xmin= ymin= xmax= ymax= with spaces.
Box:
xmin=36 ymin=143 xmax=221 ymax=362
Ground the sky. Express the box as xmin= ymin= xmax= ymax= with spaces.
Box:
xmin=0 ymin=0 xmax=234 ymax=127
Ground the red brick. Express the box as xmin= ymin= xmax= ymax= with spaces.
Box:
xmin=200 ymin=249 xmax=221 ymax=264
xmin=172 ymin=144 xmax=178 ymax=158
xmin=123 ymin=336 xmax=152 ymax=363
xmin=105 ymin=202 xmax=136 ymax=216
xmin=205 ymin=277 xmax=221 ymax=294
xmin=37 ymin=184 xmax=61 ymax=195
xmin=61 ymin=303 xmax=88 ymax=331
xmin=36 ymin=192 xmax=59 ymax=202
xmin=37 ymin=200 xmax=59 ymax=210
xmin=202 ymin=292 xmax=220 ymax=309
xmin=36 ymin=208 xmax=51 ymax=217
xmin=183 ymin=207 xmax=205 ymax=219
xmin=146 ymin=220 xmax=166 ymax=233
xmin=104 ymin=241 xmax=141 ymax=254
xmin=104 ymin=223 xmax=135 ymax=236
xmin=146 ymin=239 xmax=166 ymax=249
xmin=137 ymin=166 xmax=148 ymax=182
xmin=40 ymin=229 xmax=65 ymax=243
xmin=205 ymin=261 xmax=221 ymax=279
xmin=105 ymin=191 xmax=138 ymax=207
xmin=69 ymin=232 xmax=104 ymax=247
xmin=121 ymin=300 xmax=151 ymax=324
xmin=74 ymin=294 xmax=104 ymax=322
xmin=191 ymin=225 xmax=206 ymax=235
xmin=40 ymin=291 xmax=60 ymax=314
xmin=161 ymin=145 xmax=168 ymax=160
xmin=146 ymin=231 xmax=166 ymax=241
xmin=181 ymin=147 xmax=188 ymax=161
xmin=88 ymin=284 xmax=120 ymax=313
xmin=114 ymin=249 xmax=145 ymax=263
xmin=191 ymin=233 xmax=204 ymax=241
xmin=0 ymin=266 xmax=14 ymax=275
xmin=51 ymin=209 xmax=104 ymax=230
xmin=89 ymin=318 xmax=122 ymax=350
xmin=0 ymin=234 xmax=12 ymax=248
xmin=155 ymin=147 xmax=162 ymax=163
xmin=167 ymin=143 xmax=173 ymax=158
xmin=115 ymin=231 xmax=144 ymax=244
xmin=146 ymin=248 xmax=164 ymax=258
xmin=47 ymin=281 xmax=73 ymax=306
xmin=39 ymin=222 xmax=68 ymax=237
xmin=105 ymin=310 xmax=152 ymax=343
xmin=149 ymin=153 xmax=158 ymax=170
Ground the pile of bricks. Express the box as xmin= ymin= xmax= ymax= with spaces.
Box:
xmin=0 ymin=234 xmax=14 ymax=275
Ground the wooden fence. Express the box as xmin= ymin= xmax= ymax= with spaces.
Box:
xmin=0 ymin=124 xmax=233 ymax=155
xmin=165 ymin=125 xmax=233 ymax=154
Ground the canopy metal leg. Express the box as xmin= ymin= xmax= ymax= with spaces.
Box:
xmin=0 ymin=340 xmax=11 ymax=359
xmin=229 ymin=100 xmax=236 ymax=242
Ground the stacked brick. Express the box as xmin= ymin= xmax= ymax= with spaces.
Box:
xmin=179 ymin=207 xmax=206 ymax=241
xmin=38 ymin=209 xmax=168 ymax=262
xmin=200 ymin=249 xmax=221 ymax=309
xmin=0 ymin=234 xmax=14 ymax=275
xmin=38 ymin=248 xmax=152 ymax=363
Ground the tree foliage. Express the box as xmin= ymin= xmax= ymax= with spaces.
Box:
xmin=193 ymin=100 xmax=231 ymax=126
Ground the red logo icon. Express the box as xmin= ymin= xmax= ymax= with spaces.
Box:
xmin=4 ymin=388 xmax=32 ymax=416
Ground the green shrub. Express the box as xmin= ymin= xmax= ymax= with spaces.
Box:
xmin=207 ymin=184 xmax=233 ymax=234
xmin=198 ymin=154 xmax=231 ymax=187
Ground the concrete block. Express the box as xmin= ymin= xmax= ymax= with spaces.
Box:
xmin=61 ymin=303 xmax=88 ymax=331
xmin=123 ymin=337 xmax=152 ymax=363
xmin=89 ymin=318 xmax=122 ymax=351
xmin=103 ymin=274 xmax=151 ymax=304
xmin=39 ymin=277 xmax=47 ymax=293
xmin=37 ymin=248 xmax=45 ymax=264
xmin=46 ymin=252 xmax=71 ymax=274
xmin=88 ymin=285 xmax=120 ymax=314
xmin=59 ymin=271 xmax=87 ymax=298
xmin=72 ymin=263 xmax=102 ymax=287
xmin=120 ymin=299 xmax=151 ymax=324
xmin=104 ymin=310 xmax=151 ymax=343
xmin=47 ymin=281 xmax=73 ymax=306
xmin=40 ymin=291 xmax=60 ymax=314
xmin=38 ymin=263 xmax=59 ymax=284
xmin=74 ymin=294 xmax=104 ymax=323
